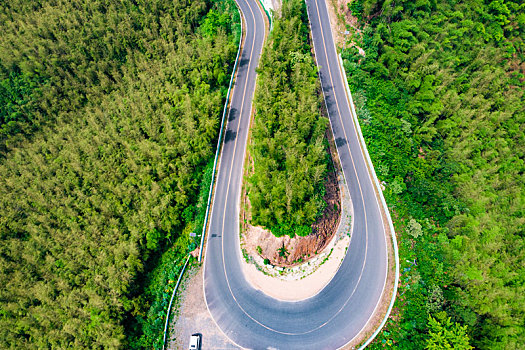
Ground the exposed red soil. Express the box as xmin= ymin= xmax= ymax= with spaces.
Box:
xmin=241 ymin=127 xmax=342 ymax=267
xmin=242 ymin=164 xmax=340 ymax=267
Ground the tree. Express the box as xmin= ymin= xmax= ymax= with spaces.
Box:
xmin=340 ymin=0 xmax=525 ymax=348
xmin=248 ymin=0 xmax=329 ymax=237
xmin=426 ymin=312 xmax=473 ymax=350
xmin=0 ymin=0 xmax=240 ymax=348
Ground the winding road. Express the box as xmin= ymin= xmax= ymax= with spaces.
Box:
xmin=203 ymin=0 xmax=391 ymax=348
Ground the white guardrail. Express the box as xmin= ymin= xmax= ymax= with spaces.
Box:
xmin=304 ymin=0 xmax=399 ymax=344
xmin=198 ymin=5 xmax=244 ymax=263
xmin=337 ymin=54 xmax=400 ymax=349
xmin=162 ymin=254 xmax=191 ymax=350
xmin=258 ymin=0 xmax=273 ymax=30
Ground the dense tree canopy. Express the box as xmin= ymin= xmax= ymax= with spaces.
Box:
xmin=425 ymin=312 xmax=473 ymax=350
xmin=342 ymin=0 xmax=524 ymax=348
xmin=249 ymin=0 xmax=329 ymax=237
xmin=0 ymin=0 xmax=239 ymax=348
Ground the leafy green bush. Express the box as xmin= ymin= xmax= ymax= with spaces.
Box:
xmin=0 ymin=71 xmax=46 ymax=144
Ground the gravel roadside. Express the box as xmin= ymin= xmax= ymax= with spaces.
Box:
xmin=167 ymin=266 xmax=240 ymax=350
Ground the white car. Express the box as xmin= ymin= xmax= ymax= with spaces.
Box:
xmin=189 ymin=333 xmax=201 ymax=350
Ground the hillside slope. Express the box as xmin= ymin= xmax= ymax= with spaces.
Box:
xmin=341 ymin=0 xmax=524 ymax=348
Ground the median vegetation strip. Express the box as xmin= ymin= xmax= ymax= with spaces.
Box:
xmin=248 ymin=0 xmax=330 ymax=238
xmin=239 ymin=0 xmax=349 ymax=274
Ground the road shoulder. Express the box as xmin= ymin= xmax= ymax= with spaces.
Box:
xmin=168 ymin=266 xmax=240 ymax=349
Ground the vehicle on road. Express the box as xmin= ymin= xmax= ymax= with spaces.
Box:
xmin=189 ymin=333 xmax=201 ymax=350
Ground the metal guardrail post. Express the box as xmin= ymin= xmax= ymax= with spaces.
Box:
xmin=198 ymin=6 xmax=244 ymax=263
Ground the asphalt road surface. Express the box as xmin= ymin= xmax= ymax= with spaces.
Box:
xmin=203 ymin=0 xmax=389 ymax=348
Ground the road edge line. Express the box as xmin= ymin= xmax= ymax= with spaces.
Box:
xmin=202 ymin=0 xmax=270 ymax=348
xmin=258 ymin=0 xmax=273 ymax=30
xmin=198 ymin=2 xmax=245 ymax=263
xmin=201 ymin=2 xmax=252 ymax=349
xmin=336 ymin=53 xmax=400 ymax=350
xmin=305 ymin=0 xmax=399 ymax=346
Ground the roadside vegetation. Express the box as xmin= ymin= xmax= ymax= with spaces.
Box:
xmin=249 ymin=0 xmax=329 ymax=237
xmin=0 ymin=0 xmax=239 ymax=348
xmin=341 ymin=0 xmax=524 ymax=348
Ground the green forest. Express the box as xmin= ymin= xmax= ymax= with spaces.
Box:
xmin=0 ymin=0 xmax=239 ymax=348
xmin=342 ymin=0 xmax=524 ymax=348
xmin=248 ymin=0 xmax=329 ymax=237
